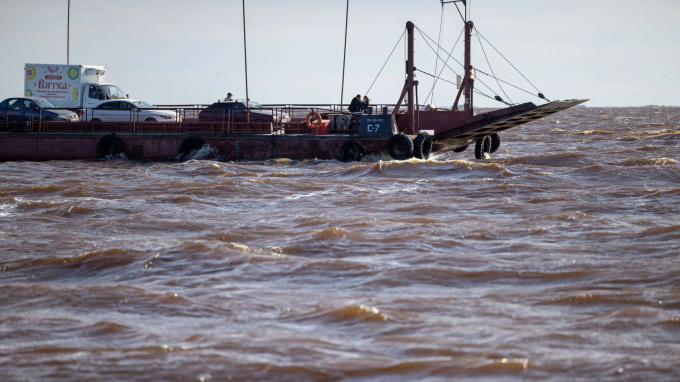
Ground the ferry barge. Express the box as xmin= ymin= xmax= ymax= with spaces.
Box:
xmin=0 ymin=4 xmax=586 ymax=163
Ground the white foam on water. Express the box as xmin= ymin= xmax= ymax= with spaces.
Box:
xmin=177 ymin=144 xmax=223 ymax=161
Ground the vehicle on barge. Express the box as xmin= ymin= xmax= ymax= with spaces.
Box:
xmin=0 ymin=97 xmax=79 ymax=125
xmin=0 ymin=1 xmax=586 ymax=162
xmin=84 ymin=99 xmax=180 ymax=123
xmin=24 ymin=63 xmax=129 ymax=109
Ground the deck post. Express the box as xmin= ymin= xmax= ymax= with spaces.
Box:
xmin=406 ymin=21 xmax=415 ymax=134
xmin=463 ymin=20 xmax=473 ymax=115
xmin=393 ymin=21 xmax=417 ymax=135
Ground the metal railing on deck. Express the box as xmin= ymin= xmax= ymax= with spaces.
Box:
xmin=1 ymin=103 xmax=402 ymax=134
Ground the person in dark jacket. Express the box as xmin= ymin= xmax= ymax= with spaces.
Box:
xmin=348 ymin=94 xmax=361 ymax=113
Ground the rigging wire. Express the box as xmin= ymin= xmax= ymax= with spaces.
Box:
xmin=440 ymin=0 xmax=548 ymax=104
xmin=415 ymin=27 xmax=462 ymax=73
xmin=415 ymin=27 xmax=501 ymax=104
xmin=451 ymin=1 xmax=465 ymax=23
xmin=414 ymin=30 xmax=500 ymax=105
xmin=368 ymin=0 xmax=548 ymax=109
xmin=417 ymin=68 xmax=498 ymax=103
xmin=417 ymin=69 xmax=458 ymax=87
xmin=475 ymin=28 xmax=547 ymax=98
xmin=475 ymin=30 xmax=513 ymax=105
xmin=425 ymin=26 xmax=464 ymax=105
xmin=432 ymin=3 xmax=445 ymax=106
xmin=364 ymin=30 xmax=406 ymax=97
xmin=473 ymin=67 xmax=547 ymax=99
xmin=417 ymin=24 xmax=548 ymax=104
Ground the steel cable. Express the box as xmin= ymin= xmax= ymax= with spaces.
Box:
xmin=365 ymin=30 xmax=406 ymax=97
xmin=476 ymin=30 xmax=513 ymax=105
xmin=415 ymin=27 xmax=501 ymax=104
xmin=425 ymin=27 xmax=464 ymax=105
xmin=475 ymin=28 xmax=545 ymax=97
xmin=417 ymin=24 xmax=546 ymax=104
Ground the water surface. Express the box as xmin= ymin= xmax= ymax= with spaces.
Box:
xmin=1 ymin=106 xmax=679 ymax=381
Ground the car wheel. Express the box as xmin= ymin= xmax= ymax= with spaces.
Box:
xmin=91 ymin=118 xmax=102 ymax=124
xmin=145 ymin=118 xmax=157 ymax=122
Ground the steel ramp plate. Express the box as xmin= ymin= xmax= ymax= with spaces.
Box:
xmin=435 ymin=99 xmax=589 ymax=142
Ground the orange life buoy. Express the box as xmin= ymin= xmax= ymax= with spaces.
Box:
xmin=305 ymin=111 xmax=322 ymax=129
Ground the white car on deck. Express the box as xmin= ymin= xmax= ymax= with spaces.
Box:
xmin=85 ymin=99 xmax=179 ymax=122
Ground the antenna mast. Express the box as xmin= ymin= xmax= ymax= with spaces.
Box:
xmin=340 ymin=0 xmax=349 ymax=110
xmin=67 ymin=0 xmax=70 ymax=64
xmin=242 ymin=0 xmax=249 ymax=106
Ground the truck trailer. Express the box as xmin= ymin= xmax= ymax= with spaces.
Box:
xmin=24 ymin=64 xmax=128 ymax=109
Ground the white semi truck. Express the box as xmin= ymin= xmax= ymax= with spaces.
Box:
xmin=24 ymin=64 xmax=129 ymax=109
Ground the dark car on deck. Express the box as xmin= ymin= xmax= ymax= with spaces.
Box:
xmin=198 ymin=99 xmax=290 ymax=124
xmin=0 ymin=97 xmax=79 ymax=122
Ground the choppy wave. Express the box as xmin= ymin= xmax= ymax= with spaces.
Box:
xmin=1 ymin=107 xmax=679 ymax=381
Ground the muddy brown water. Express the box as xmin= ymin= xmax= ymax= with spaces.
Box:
xmin=1 ymin=106 xmax=679 ymax=381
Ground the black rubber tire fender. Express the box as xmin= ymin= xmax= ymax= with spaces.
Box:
xmin=178 ymin=135 xmax=205 ymax=159
xmin=96 ymin=133 xmax=126 ymax=159
xmin=453 ymin=144 xmax=468 ymax=153
xmin=413 ymin=132 xmax=433 ymax=160
xmin=387 ymin=133 xmax=414 ymax=160
xmin=490 ymin=133 xmax=501 ymax=154
xmin=474 ymin=135 xmax=491 ymax=159
xmin=337 ymin=140 xmax=363 ymax=162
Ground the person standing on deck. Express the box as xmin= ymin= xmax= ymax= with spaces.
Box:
xmin=225 ymin=93 xmax=234 ymax=101
xmin=361 ymin=96 xmax=370 ymax=113
xmin=348 ymin=94 xmax=361 ymax=113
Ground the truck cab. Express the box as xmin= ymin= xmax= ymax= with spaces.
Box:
xmin=84 ymin=83 xmax=128 ymax=108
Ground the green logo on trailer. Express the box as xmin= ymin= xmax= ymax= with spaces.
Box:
xmin=26 ymin=65 xmax=36 ymax=81
xmin=73 ymin=88 xmax=78 ymax=101
xmin=26 ymin=89 xmax=33 ymax=96
xmin=68 ymin=67 xmax=79 ymax=80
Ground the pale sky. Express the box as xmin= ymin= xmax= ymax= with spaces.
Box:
xmin=1 ymin=0 xmax=678 ymax=107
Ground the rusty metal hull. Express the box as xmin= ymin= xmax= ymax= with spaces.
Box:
xmin=0 ymin=132 xmax=389 ymax=162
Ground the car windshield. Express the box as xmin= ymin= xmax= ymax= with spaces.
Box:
xmin=37 ymin=99 xmax=56 ymax=108
xmin=132 ymin=100 xmax=154 ymax=109
xmin=246 ymin=101 xmax=262 ymax=108
xmin=101 ymin=84 xmax=127 ymax=99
